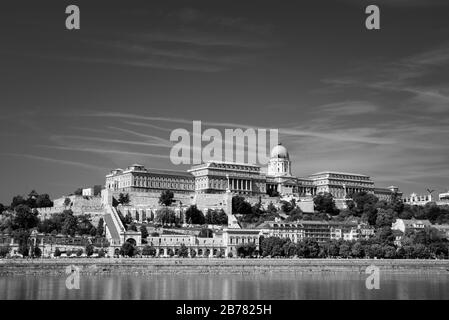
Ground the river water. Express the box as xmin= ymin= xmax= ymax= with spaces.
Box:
xmin=1 ymin=273 xmax=448 ymax=299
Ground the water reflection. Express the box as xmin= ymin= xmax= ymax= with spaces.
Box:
xmin=0 ymin=273 xmax=448 ymax=300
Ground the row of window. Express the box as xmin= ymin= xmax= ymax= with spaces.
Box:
xmin=228 ymin=237 xmax=258 ymax=245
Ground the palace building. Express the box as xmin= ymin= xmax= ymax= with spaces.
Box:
xmin=188 ymin=161 xmax=266 ymax=194
xmin=105 ymin=143 xmax=400 ymax=201
xmin=106 ymin=164 xmax=195 ymax=194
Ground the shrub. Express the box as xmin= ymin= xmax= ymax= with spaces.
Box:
xmin=0 ymin=245 xmax=10 ymax=258
xmin=33 ymin=247 xmax=42 ymax=257
xmin=98 ymin=249 xmax=106 ymax=258
xmin=54 ymin=248 xmax=61 ymax=257
xmin=142 ymin=245 xmax=156 ymax=257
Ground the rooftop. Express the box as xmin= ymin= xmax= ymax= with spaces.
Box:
xmin=309 ymin=171 xmax=370 ymax=178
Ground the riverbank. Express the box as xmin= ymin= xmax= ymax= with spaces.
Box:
xmin=1 ymin=258 xmax=449 ymax=275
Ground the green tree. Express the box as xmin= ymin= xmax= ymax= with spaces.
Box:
xmin=89 ymin=226 xmax=97 ymax=237
xmin=98 ymin=249 xmax=106 ymax=258
xmin=33 ymin=246 xmax=42 ymax=258
xmin=374 ymin=226 xmax=395 ymax=244
xmin=339 ymin=242 xmax=352 ymax=258
xmin=54 ymin=248 xmax=61 ymax=257
xmin=366 ymin=243 xmax=383 ymax=258
xmin=267 ymin=202 xmax=278 ymax=214
xmin=280 ymin=200 xmax=293 ymax=214
xmin=232 ymin=196 xmax=252 ymax=215
xmin=376 ymin=208 xmax=396 ymax=228
xmin=237 ymin=242 xmax=256 ymax=257
xmin=93 ymin=185 xmax=103 ymax=196
xmin=13 ymin=205 xmax=39 ymax=230
xmin=120 ymin=242 xmax=136 ymax=257
xmin=140 ymin=225 xmax=149 ymax=239
xmin=159 ymin=190 xmax=175 ymax=206
xmin=283 ymin=241 xmax=297 ymax=257
xmin=185 ymin=205 xmax=205 ymax=224
xmin=179 ymin=244 xmax=189 ymax=258
xmin=302 ymin=239 xmax=320 ymax=258
xmin=0 ymin=245 xmax=10 ymax=258
xmin=285 ymin=208 xmax=303 ymax=221
xmin=383 ymin=245 xmax=397 ymax=258
xmin=11 ymin=195 xmax=27 ymax=209
xmin=85 ymin=244 xmax=94 ymax=257
xmin=62 ymin=214 xmax=78 ymax=236
xmin=96 ymin=218 xmax=104 ymax=237
xmin=77 ymin=214 xmax=95 ymax=236
xmin=64 ymin=198 xmax=72 ymax=208
xmin=351 ymin=242 xmax=364 ymax=258
xmin=118 ymin=193 xmax=130 ymax=205
xmin=205 ymin=209 xmax=216 ymax=224
xmin=142 ymin=245 xmax=156 ymax=256
xmin=351 ymin=192 xmax=379 ymax=224
xmin=35 ymin=194 xmax=53 ymax=208
xmin=214 ymin=209 xmax=228 ymax=225
xmin=314 ymin=193 xmax=339 ymax=215
xmin=156 ymin=207 xmax=179 ymax=226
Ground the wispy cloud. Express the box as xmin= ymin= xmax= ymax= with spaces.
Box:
xmin=312 ymin=101 xmax=379 ymax=116
xmin=1 ymin=153 xmax=107 ymax=171
xmin=49 ymin=135 xmax=170 ymax=148
xmin=323 ymin=42 xmax=449 ymax=114
xmin=17 ymin=7 xmax=277 ymax=73
xmin=37 ymin=145 xmax=171 ymax=160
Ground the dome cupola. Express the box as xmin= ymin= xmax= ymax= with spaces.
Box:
xmin=267 ymin=143 xmax=292 ymax=177
xmin=270 ymin=143 xmax=289 ymax=159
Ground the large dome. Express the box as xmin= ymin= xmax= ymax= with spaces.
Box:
xmin=270 ymin=143 xmax=289 ymax=159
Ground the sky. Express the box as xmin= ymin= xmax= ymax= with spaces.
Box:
xmin=0 ymin=0 xmax=449 ymax=203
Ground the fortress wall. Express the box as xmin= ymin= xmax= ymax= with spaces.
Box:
xmin=193 ymin=194 xmax=227 ymax=212
xmin=37 ymin=196 xmax=104 ymax=222
xmin=107 ymin=191 xmax=195 ymax=208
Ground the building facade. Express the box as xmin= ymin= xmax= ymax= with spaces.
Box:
xmin=188 ymin=161 xmax=266 ymax=195
xmin=402 ymin=193 xmax=433 ymax=206
xmin=105 ymin=143 xmax=399 ymax=202
xmin=257 ymin=220 xmax=373 ymax=243
xmin=106 ymin=164 xmax=195 ymax=194
xmin=391 ymin=218 xmax=432 ymax=233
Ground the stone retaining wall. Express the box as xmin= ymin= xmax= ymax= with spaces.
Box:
xmin=1 ymin=258 xmax=449 ymax=276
